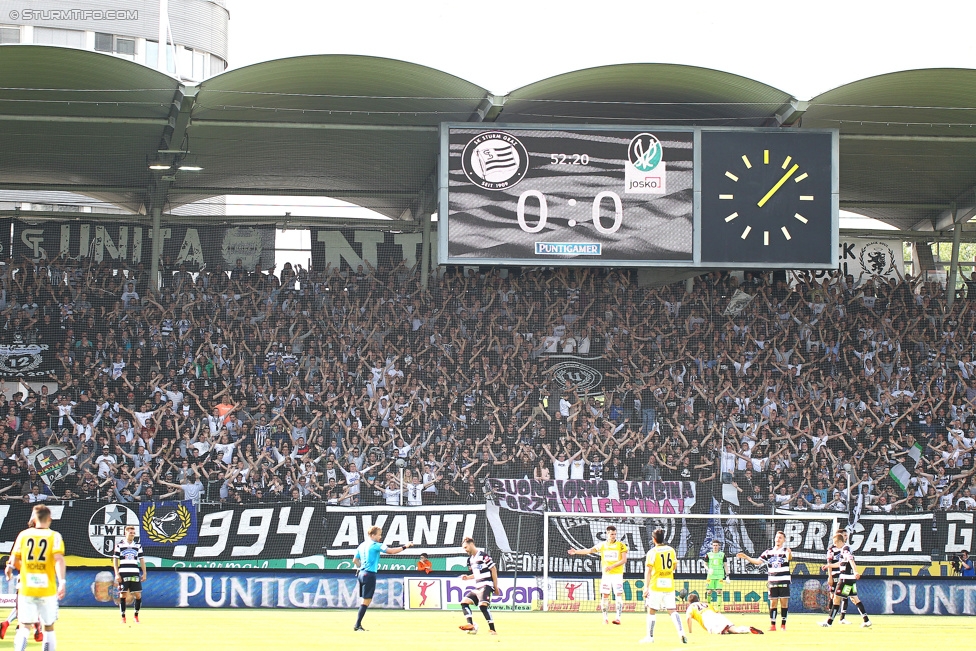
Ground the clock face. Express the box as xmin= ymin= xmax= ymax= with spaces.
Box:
xmin=700 ymin=131 xmax=835 ymax=266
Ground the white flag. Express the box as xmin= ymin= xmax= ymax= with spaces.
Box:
xmin=724 ymin=289 xmax=754 ymax=316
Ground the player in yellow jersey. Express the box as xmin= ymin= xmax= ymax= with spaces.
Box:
xmin=685 ymin=594 xmax=763 ymax=635
xmin=641 ymin=528 xmax=686 ymax=644
xmin=568 ymin=525 xmax=628 ymax=624
xmin=4 ymin=505 xmax=65 ymax=651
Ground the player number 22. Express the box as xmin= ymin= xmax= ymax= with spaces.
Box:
xmin=25 ymin=538 xmax=48 ymax=562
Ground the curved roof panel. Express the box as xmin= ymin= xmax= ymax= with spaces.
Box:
xmin=0 ymin=49 xmax=974 ymax=232
xmin=501 ymin=64 xmax=793 ymax=125
xmin=803 ymin=69 xmax=976 ymax=230
xmin=194 ymin=54 xmax=490 ymax=126
xmin=0 ymin=46 xmax=180 ymax=213
xmin=803 ymin=68 xmax=976 ymax=136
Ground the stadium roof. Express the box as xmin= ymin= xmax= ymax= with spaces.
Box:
xmin=1 ymin=46 xmax=975 ymax=233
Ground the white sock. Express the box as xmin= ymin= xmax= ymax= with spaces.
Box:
xmin=602 ymin=598 xmax=609 ymax=618
xmin=42 ymin=630 xmax=55 ymax=651
xmin=646 ymin=613 xmax=656 ymax=638
xmin=671 ymin=611 xmax=685 ymax=636
xmin=616 ymin=600 xmax=622 ymax=619
xmin=5 ymin=609 xmax=16 ymax=624
xmin=13 ymin=628 xmax=28 ymax=651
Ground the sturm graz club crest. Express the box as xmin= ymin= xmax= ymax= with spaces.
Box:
xmin=142 ymin=503 xmax=192 ymax=544
xmin=548 ymin=357 xmax=604 ymax=396
xmin=461 ymin=131 xmax=529 ymax=190
xmin=88 ymin=504 xmax=140 ymax=556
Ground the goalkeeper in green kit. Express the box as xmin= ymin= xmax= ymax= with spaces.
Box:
xmin=704 ymin=540 xmax=731 ymax=603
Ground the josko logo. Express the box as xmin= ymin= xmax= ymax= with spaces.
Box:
xmin=625 ymin=133 xmax=667 ymax=195
xmin=142 ymin=503 xmax=193 ymax=544
xmin=461 ymin=132 xmax=529 ymax=190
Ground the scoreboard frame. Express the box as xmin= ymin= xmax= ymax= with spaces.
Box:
xmin=438 ymin=123 xmax=839 ymax=269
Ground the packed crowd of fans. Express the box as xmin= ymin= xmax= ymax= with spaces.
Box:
xmin=1 ymin=252 xmax=975 ymax=516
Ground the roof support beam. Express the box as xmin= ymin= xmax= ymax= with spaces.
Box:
xmin=910 ymin=186 xmax=976 ymax=232
xmin=0 ymin=115 xmax=167 ymax=126
xmin=147 ymin=85 xmax=196 ymax=293
xmin=166 ymin=187 xmax=420 ymax=196
xmin=776 ymin=100 xmax=808 ymax=126
xmin=189 ymin=120 xmax=437 ymax=132
xmin=948 ymin=204 xmax=961 ymax=310
xmin=841 ymin=134 xmax=976 ymax=143
xmin=841 ymin=201 xmax=952 ymax=210
xmin=469 ymin=94 xmax=505 ymax=122
xmin=0 ymin=210 xmax=412 ymax=229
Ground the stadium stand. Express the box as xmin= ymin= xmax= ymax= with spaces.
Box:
xmin=0 ymin=252 xmax=972 ymax=517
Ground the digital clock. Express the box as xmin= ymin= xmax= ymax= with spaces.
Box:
xmin=699 ymin=130 xmax=837 ymax=266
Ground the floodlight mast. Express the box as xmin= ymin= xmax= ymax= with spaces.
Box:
xmin=156 ymin=0 xmax=169 ymax=73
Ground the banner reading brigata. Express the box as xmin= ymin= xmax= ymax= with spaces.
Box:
xmin=486 ymin=478 xmax=696 ymax=515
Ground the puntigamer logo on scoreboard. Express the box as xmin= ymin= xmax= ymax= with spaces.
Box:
xmin=461 ymin=131 xmax=530 ymax=190
xmin=535 ymin=243 xmax=602 ymax=256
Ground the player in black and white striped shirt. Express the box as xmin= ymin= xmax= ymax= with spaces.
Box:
xmin=820 ymin=531 xmax=872 ymax=628
xmin=823 ymin=531 xmax=850 ymax=624
xmin=112 ymin=525 xmax=146 ymax=623
xmin=458 ymin=537 xmax=499 ymax=636
xmin=738 ymin=531 xmax=792 ymax=631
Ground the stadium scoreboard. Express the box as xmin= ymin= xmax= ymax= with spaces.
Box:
xmin=439 ymin=125 xmax=838 ymax=268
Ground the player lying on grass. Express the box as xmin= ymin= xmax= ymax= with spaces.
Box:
xmin=685 ymin=594 xmax=764 ymax=635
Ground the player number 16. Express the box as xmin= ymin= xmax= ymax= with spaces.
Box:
xmin=517 ymin=190 xmax=623 ymax=235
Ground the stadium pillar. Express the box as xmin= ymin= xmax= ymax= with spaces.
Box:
xmin=947 ymin=203 xmax=960 ymax=310
xmin=150 ymin=205 xmax=162 ymax=295
xmin=420 ymin=212 xmax=432 ymax=288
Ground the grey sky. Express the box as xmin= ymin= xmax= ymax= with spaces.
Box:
xmin=227 ymin=0 xmax=975 ymax=99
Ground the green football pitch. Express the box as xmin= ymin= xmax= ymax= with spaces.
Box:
xmin=21 ymin=608 xmax=976 ymax=651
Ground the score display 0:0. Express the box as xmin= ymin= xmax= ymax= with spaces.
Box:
xmin=516 ymin=190 xmax=623 ymax=234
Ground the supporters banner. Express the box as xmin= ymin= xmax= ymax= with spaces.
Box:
xmin=791 ymin=238 xmax=905 ymax=285
xmin=543 ymin=354 xmax=609 ymax=396
xmin=0 ymin=218 xmax=10 ymax=259
xmin=321 ymin=505 xmax=486 ymax=571
xmin=723 ymin=289 xmax=754 ymax=316
xmin=21 ymin=501 xmax=481 ymax=571
xmin=310 ymin=228 xmax=426 ymax=272
xmin=26 ymin=445 xmax=74 ymax=487
xmin=60 ymin=569 xmax=403 ymax=609
xmin=11 ymin=220 xmax=275 ymax=270
xmin=0 ymin=500 xmax=954 ymax=570
xmin=0 ymin=340 xmax=57 ymax=378
xmin=485 ymin=478 xmax=696 ymax=515
xmin=775 ymin=510 xmax=935 ymax=563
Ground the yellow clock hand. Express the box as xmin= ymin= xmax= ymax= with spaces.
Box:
xmin=757 ymin=163 xmax=800 ymax=208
